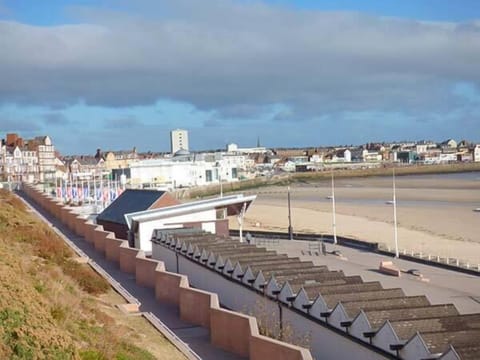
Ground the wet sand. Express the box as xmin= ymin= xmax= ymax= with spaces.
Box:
xmin=231 ymin=174 xmax=480 ymax=265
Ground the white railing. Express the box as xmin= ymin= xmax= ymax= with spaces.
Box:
xmin=382 ymin=244 xmax=480 ymax=273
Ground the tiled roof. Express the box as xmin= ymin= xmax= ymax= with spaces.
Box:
xmin=391 ymin=314 xmax=480 ymax=343
xmin=421 ymin=330 xmax=480 ymax=356
xmin=366 ymin=304 xmax=459 ymax=329
xmin=322 ymin=288 xmax=405 ymax=308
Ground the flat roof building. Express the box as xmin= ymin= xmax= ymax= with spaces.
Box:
xmin=125 ymin=194 xmax=256 ymax=252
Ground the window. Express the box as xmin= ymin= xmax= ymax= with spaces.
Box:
xmin=205 ymin=169 xmax=212 ymax=182
xmin=231 ymin=168 xmax=238 ymax=179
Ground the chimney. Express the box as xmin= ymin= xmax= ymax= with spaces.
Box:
xmin=6 ymin=133 xmax=18 ymax=147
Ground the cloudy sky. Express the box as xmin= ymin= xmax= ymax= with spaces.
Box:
xmin=1 ymin=0 xmax=479 ymax=154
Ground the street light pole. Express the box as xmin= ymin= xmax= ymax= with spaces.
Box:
xmin=238 ymin=202 xmax=247 ymax=243
xmin=287 ymin=186 xmax=293 ymax=240
xmin=220 ymin=176 xmax=227 ymax=219
xmin=331 ymin=169 xmax=338 ymax=245
xmin=393 ymin=168 xmax=399 ymax=258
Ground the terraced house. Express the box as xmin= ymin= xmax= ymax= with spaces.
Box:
xmin=0 ymin=133 xmax=56 ymax=182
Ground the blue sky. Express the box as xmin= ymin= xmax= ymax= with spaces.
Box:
xmin=1 ymin=0 xmax=479 ymax=154
xmin=3 ymin=0 xmax=480 ymax=24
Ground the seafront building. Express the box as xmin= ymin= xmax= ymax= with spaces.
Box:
xmin=226 ymin=142 xmax=267 ymax=154
xmin=474 ymin=145 xmax=480 ymax=162
xmin=129 ymin=150 xmax=245 ymax=190
xmin=0 ymin=133 xmax=57 ymax=182
xmin=103 ymin=148 xmax=139 ymax=170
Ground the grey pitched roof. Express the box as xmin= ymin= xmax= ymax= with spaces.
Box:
xmin=97 ymin=189 xmax=167 ymax=225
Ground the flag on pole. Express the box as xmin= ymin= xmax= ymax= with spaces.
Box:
xmin=110 ymin=188 xmax=117 ymax=201
xmin=94 ymin=188 xmax=100 ymax=201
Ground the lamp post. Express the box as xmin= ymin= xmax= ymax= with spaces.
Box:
xmin=220 ymin=177 xmax=223 ymax=198
xmin=287 ymin=186 xmax=293 ymax=240
xmin=238 ymin=202 xmax=247 ymax=243
xmin=393 ymin=168 xmax=399 ymax=258
xmin=331 ymin=169 xmax=338 ymax=245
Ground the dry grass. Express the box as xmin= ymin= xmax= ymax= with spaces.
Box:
xmin=62 ymin=260 xmax=110 ymax=295
xmin=0 ymin=189 xmax=110 ymax=296
xmin=0 ymin=189 xmax=185 ymax=359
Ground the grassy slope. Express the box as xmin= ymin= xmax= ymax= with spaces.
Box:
xmin=0 ymin=189 xmax=184 ymax=360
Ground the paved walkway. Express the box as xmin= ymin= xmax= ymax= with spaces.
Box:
xmin=19 ymin=192 xmax=243 ymax=360
xmin=257 ymin=238 xmax=480 ymax=314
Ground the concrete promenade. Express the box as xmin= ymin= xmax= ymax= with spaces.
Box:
xmin=257 ymin=238 xmax=480 ymax=314
xmin=19 ymin=192 xmax=243 ymax=360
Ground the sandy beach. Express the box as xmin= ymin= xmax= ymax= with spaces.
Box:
xmin=231 ymin=173 xmax=480 ymax=265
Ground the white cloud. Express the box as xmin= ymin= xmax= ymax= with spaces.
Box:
xmin=0 ymin=0 xmax=479 ymax=120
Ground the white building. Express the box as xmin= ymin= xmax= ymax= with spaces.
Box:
xmin=1 ymin=134 xmax=56 ymax=183
xmin=35 ymin=136 xmax=56 ymax=181
xmin=440 ymin=138 xmax=457 ymax=149
xmin=332 ymin=149 xmax=351 ymax=163
xmin=170 ymin=129 xmax=189 ymax=154
xmin=1 ymin=145 xmax=38 ymax=183
xmin=226 ymin=143 xmax=267 ymax=154
xmin=129 ymin=154 xmax=242 ymax=189
xmin=309 ymin=154 xmax=323 ymax=163
xmin=362 ymin=150 xmax=382 ymax=162
xmin=220 ymin=153 xmax=247 ymax=179
xmin=474 ymin=145 xmax=480 ymax=162
xmin=438 ymin=152 xmax=457 ymax=163
xmin=125 ymin=194 xmax=256 ymax=252
xmin=416 ymin=144 xmax=428 ymax=154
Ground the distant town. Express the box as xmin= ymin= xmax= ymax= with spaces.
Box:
xmin=1 ymin=130 xmax=480 ymax=191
